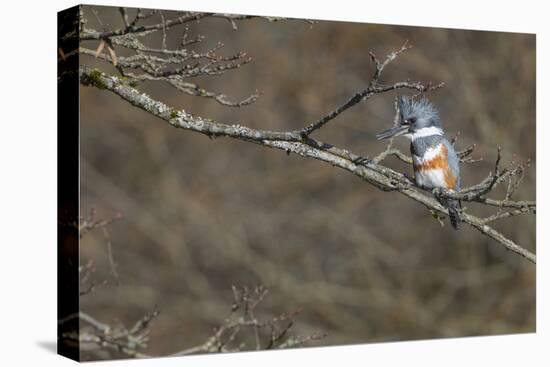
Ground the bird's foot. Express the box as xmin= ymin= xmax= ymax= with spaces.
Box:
xmin=402 ymin=172 xmax=416 ymax=185
xmin=353 ymin=156 xmax=371 ymax=166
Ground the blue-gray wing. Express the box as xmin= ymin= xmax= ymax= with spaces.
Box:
xmin=442 ymin=138 xmax=460 ymax=190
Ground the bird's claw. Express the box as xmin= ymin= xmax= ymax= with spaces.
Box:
xmin=353 ymin=156 xmax=371 ymax=166
xmin=402 ymin=172 xmax=416 ymax=184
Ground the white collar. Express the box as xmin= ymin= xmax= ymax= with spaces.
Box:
xmin=404 ymin=126 xmax=444 ymax=141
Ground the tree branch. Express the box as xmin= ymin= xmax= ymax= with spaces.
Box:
xmin=169 ymin=285 xmax=325 ymax=356
xmin=78 ymin=66 xmax=536 ymax=264
xmin=79 ymin=11 xmax=312 ymax=41
xmin=63 ymin=286 xmax=324 ymax=359
xmin=299 ymin=41 xmax=444 ymax=137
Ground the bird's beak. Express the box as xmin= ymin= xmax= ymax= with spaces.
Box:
xmin=375 ymin=125 xmax=409 ymax=140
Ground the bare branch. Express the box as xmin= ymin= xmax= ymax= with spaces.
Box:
xmin=73 ymin=9 xmax=534 ymax=264
xmin=169 ymin=285 xmax=325 ymax=356
xmin=118 ymin=7 xmax=129 ymax=29
xmin=79 ymin=67 xmax=535 ymax=263
xmin=79 ymin=208 xmax=122 ymax=238
xmin=79 ymin=209 xmax=123 ymax=286
xmin=168 ymin=79 xmax=260 ymax=107
xmin=369 ymin=40 xmax=412 ymax=86
xmin=79 ymin=260 xmax=106 ymax=296
xmin=79 ymin=11 xmax=259 ymax=106
xmin=300 ymin=42 xmax=443 ymax=137
xmin=60 ymin=309 xmax=159 ymax=359
xmin=79 ymin=11 xmax=312 ymax=41
xmin=80 ymin=12 xmax=210 ymax=40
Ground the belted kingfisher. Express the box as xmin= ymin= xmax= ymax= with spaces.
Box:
xmin=376 ymin=96 xmax=461 ymax=229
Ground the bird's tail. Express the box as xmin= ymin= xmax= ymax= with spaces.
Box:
xmin=447 ymin=199 xmax=461 ymax=230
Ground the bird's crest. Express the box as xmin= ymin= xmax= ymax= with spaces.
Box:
xmin=399 ymin=95 xmax=441 ymax=127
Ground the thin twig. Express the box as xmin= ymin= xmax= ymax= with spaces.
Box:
xmin=300 ymin=42 xmax=443 ymax=137
xmin=168 ymin=285 xmax=323 ymax=356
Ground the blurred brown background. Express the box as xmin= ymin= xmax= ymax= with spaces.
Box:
xmin=78 ymin=6 xmax=535 ymax=359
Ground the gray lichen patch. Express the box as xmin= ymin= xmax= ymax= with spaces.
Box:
xmin=86 ymin=68 xmax=109 ymax=90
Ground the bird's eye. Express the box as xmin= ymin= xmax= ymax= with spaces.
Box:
xmin=409 ymin=117 xmax=417 ymax=124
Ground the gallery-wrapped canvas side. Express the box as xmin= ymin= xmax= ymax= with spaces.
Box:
xmin=57 ymin=5 xmax=80 ymax=362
